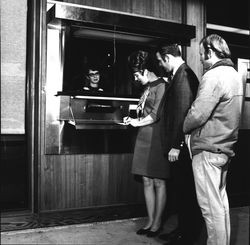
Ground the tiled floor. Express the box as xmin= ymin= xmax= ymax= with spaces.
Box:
xmin=1 ymin=206 xmax=249 ymax=245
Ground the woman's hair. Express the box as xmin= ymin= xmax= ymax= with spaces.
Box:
xmin=157 ymin=43 xmax=182 ymax=57
xmin=200 ymin=34 xmax=231 ymax=59
xmin=128 ymin=50 xmax=151 ymax=73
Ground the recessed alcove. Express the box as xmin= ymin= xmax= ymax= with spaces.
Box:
xmin=45 ymin=1 xmax=196 ymax=154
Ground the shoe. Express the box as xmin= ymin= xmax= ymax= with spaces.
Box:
xmin=146 ymin=226 xmax=163 ymax=237
xmin=136 ymin=227 xmax=151 ymax=235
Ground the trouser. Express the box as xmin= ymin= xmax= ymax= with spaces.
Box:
xmin=172 ymin=145 xmax=203 ymax=244
xmin=192 ymin=151 xmax=230 ymax=245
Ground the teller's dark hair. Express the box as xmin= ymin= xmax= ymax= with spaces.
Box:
xmin=128 ymin=50 xmax=151 ymax=73
xmin=200 ymin=34 xmax=231 ymax=59
xmin=85 ymin=63 xmax=100 ymax=75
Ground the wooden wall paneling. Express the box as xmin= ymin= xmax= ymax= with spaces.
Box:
xmin=130 ymin=0 xmax=154 ymax=16
xmin=43 ymin=155 xmax=53 ymax=210
xmin=56 ymin=155 xmax=64 ymax=208
xmin=41 ymin=155 xmax=50 ymax=210
xmin=42 ymin=155 xmax=61 ymax=210
xmin=109 ymin=0 xmax=132 ymax=12
xmin=158 ymin=0 xmax=182 ymax=22
xmin=114 ymin=154 xmax=131 ymax=203
xmin=62 ymin=0 xmax=131 ymax=12
xmin=87 ymin=0 xmax=111 ymax=9
xmin=83 ymin=155 xmax=93 ymax=206
xmin=93 ymin=155 xmax=109 ymax=205
xmin=78 ymin=155 xmax=86 ymax=206
xmin=62 ymin=0 xmax=111 ymax=9
xmin=60 ymin=0 xmax=182 ymax=22
xmin=130 ymin=0 xmax=182 ymax=21
xmin=77 ymin=155 xmax=87 ymax=207
xmin=111 ymin=155 xmax=123 ymax=203
xmin=107 ymin=154 xmax=144 ymax=204
xmin=41 ymin=153 xmax=143 ymax=211
xmin=65 ymin=155 xmax=73 ymax=207
xmin=107 ymin=154 xmax=119 ymax=204
xmin=186 ymin=0 xmax=206 ymax=80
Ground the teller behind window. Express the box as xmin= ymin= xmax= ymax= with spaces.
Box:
xmin=82 ymin=63 xmax=104 ymax=92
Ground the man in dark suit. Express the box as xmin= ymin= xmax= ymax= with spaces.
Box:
xmin=155 ymin=44 xmax=204 ymax=245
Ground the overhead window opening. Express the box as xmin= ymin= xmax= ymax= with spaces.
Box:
xmin=63 ymin=26 xmax=164 ymax=97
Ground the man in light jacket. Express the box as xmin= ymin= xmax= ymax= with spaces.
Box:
xmin=183 ymin=34 xmax=244 ymax=245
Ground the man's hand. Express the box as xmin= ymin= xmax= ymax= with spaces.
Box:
xmin=168 ymin=148 xmax=180 ymax=162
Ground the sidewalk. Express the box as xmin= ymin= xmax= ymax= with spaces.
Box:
xmin=1 ymin=207 xmax=249 ymax=245
xmin=1 ymin=216 xmax=174 ymax=245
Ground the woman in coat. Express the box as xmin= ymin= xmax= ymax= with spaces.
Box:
xmin=124 ymin=50 xmax=169 ymax=237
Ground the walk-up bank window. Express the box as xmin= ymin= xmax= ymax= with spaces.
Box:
xmin=45 ymin=1 xmax=195 ymax=154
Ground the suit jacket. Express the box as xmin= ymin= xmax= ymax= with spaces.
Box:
xmin=160 ymin=63 xmax=199 ymax=158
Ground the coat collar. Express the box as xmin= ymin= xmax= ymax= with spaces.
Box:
xmin=205 ymin=58 xmax=235 ymax=74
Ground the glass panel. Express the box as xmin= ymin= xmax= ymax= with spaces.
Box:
xmin=238 ymin=58 xmax=250 ymax=129
xmin=1 ymin=0 xmax=27 ymax=134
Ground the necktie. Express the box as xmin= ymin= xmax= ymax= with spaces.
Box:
xmin=169 ymin=71 xmax=174 ymax=81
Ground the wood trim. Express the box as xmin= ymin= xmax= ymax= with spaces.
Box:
xmin=186 ymin=0 xmax=206 ymax=80
xmin=47 ymin=1 xmax=196 ymax=45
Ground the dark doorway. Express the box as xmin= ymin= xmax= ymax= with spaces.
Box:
xmin=0 ymin=135 xmax=29 ymax=211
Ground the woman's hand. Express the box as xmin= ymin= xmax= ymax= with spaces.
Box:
xmin=123 ymin=116 xmax=132 ymax=125
xmin=123 ymin=117 xmax=139 ymax=127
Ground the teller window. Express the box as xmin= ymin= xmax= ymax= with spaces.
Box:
xmin=62 ymin=27 xmax=163 ymax=97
